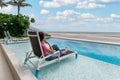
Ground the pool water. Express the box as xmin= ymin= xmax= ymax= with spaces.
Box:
xmin=49 ymin=38 xmax=120 ymax=66
xmin=7 ymin=38 xmax=120 ymax=80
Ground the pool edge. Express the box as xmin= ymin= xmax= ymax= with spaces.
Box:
xmin=51 ymin=36 xmax=120 ymax=46
xmin=0 ymin=43 xmax=37 ymax=80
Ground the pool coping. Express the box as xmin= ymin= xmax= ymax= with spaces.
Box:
xmin=52 ymin=36 xmax=120 ymax=46
xmin=0 ymin=43 xmax=37 ymax=80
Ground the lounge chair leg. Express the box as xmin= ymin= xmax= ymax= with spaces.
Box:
xmin=75 ymin=53 xmax=78 ymax=59
xmin=35 ymin=69 xmax=40 ymax=78
xmin=4 ymin=39 xmax=8 ymax=45
xmin=24 ymin=59 xmax=27 ymax=64
xmin=24 ymin=52 xmax=31 ymax=64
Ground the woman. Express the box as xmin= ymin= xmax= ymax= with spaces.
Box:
xmin=39 ymin=32 xmax=68 ymax=57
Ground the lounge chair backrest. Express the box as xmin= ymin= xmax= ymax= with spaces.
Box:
xmin=4 ymin=31 xmax=8 ymax=38
xmin=28 ymin=31 xmax=44 ymax=58
xmin=7 ymin=31 xmax=12 ymax=39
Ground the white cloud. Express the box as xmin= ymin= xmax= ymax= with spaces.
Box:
xmin=110 ymin=14 xmax=120 ymax=18
xmin=69 ymin=18 xmax=75 ymax=22
xmin=51 ymin=15 xmax=66 ymax=20
xmin=55 ymin=0 xmax=79 ymax=5
xmin=88 ymin=3 xmax=105 ymax=8
xmin=96 ymin=17 xmax=112 ymax=22
xmin=39 ymin=0 xmax=60 ymax=8
xmin=91 ymin=0 xmax=120 ymax=3
xmin=39 ymin=0 xmax=78 ymax=8
xmin=81 ymin=13 xmax=95 ymax=18
xmin=40 ymin=9 xmax=49 ymax=14
xmin=89 ymin=0 xmax=96 ymax=2
xmin=48 ymin=9 xmax=120 ymax=24
xmin=49 ymin=10 xmax=80 ymax=21
xmin=87 ymin=0 xmax=117 ymax=3
xmin=101 ymin=0 xmax=114 ymax=3
xmin=39 ymin=0 xmax=116 ymax=9
xmin=57 ymin=10 xmax=80 ymax=17
xmin=49 ymin=10 xmax=96 ymax=22
xmin=29 ymin=14 xmax=35 ymax=18
xmin=0 ymin=5 xmax=12 ymax=13
xmin=39 ymin=0 xmax=44 ymax=5
xmin=77 ymin=1 xmax=105 ymax=9
xmin=41 ymin=1 xmax=60 ymax=8
xmin=95 ymin=14 xmax=120 ymax=23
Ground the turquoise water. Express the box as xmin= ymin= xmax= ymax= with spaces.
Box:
xmin=7 ymin=38 xmax=120 ymax=80
xmin=49 ymin=38 xmax=120 ymax=66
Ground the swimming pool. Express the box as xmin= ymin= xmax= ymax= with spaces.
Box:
xmin=7 ymin=38 xmax=120 ymax=80
xmin=51 ymin=38 xmax=120 ymax=65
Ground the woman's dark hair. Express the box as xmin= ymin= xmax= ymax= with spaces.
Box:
xmin=39 ymin=32 xmax=45 ymax=41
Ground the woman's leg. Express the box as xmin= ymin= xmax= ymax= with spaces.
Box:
xmin=52 ymin=44 xmax=68 ymax=56
xmin=60 ymin=49 xmax=66 ymax=54
xmin=52 ymin=44 xmax=60 ymax=51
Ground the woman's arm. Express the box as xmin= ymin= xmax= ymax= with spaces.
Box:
xmin=44 ymin=40 xmax=53 ymax=50
xmin=45 ymin=46 xmax=55 ymax=54
xmin=44 ymin=40 xmax=50 ymax=46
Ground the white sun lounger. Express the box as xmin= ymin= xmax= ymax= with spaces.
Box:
xmin=4 ymin=31 xmax=28 ymax=44
xmin=24 ymin=31 xmax=78 ymax=78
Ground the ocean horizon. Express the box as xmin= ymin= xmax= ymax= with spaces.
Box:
xmin=48 ymin=32 xmax=120 ymax=34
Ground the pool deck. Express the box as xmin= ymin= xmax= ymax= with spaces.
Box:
xmin=50 ymin=33 xmax=120 ymax=45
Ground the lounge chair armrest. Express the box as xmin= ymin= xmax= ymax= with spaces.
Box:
xmin=44 ymin=51 xmax=60 ymax=59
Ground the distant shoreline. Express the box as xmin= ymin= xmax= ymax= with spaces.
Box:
xmin=48 ymin=32 xmax=120 ymax=34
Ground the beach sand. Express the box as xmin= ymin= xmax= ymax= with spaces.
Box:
xmin=50 ymin=33 xmax=120 ymax=45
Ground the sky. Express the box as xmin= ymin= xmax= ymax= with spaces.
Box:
xmin=0 ymin=0 xmax=120 ymax=32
